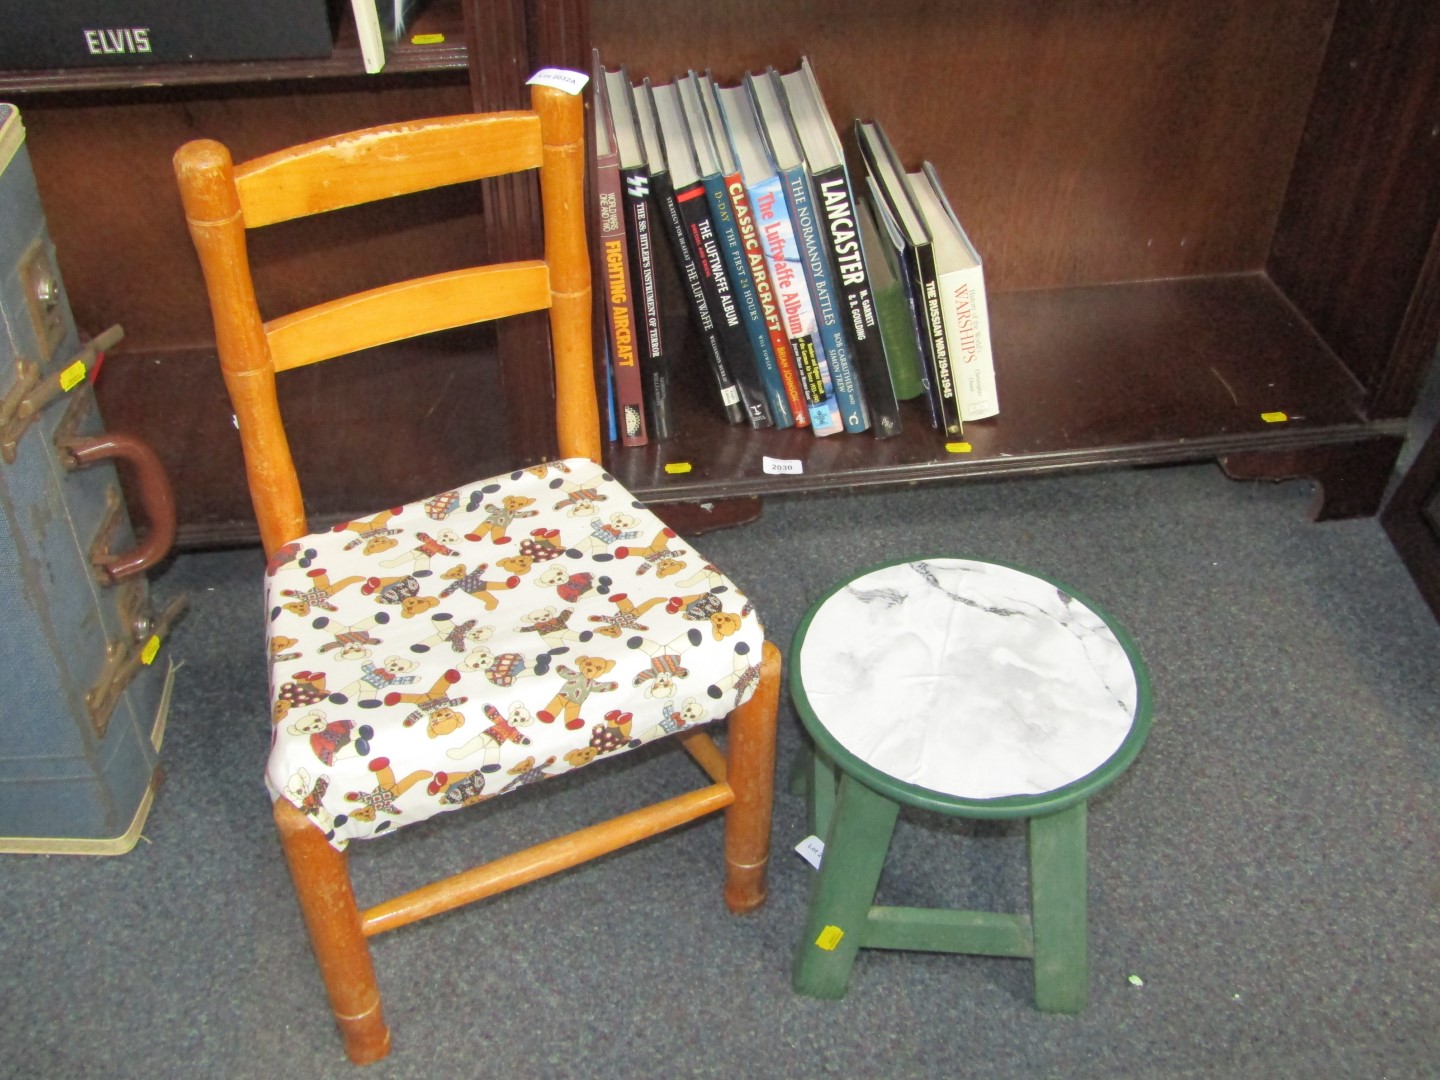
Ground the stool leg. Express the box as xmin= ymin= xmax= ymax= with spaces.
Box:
xmin=808 ymin=746 xmax=838 ymax=839
xmin=1028 ymin=800 xmax=1088 ymax=1013
xmin=792 ymin=773 xmax=899 ymax=999
xmin=786 ymin=744 xmax=811 ymax=799
xmin=788 ymin=743 xmax=838 ymax=838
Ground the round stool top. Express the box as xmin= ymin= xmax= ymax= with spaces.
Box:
xmin=792 ymin=557 xmax=1152 ymax=817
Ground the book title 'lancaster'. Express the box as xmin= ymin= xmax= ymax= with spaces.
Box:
xmin=817 ymin=177 xmax=866 ymax=287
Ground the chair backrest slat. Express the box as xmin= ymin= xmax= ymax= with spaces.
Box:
xmin=267 ymin=261 xmax=551 ymax=372
xmin=235 ymin=113 xmax=543 ymax=228
xmin=175 ymin=85 xmax=595 ymax=559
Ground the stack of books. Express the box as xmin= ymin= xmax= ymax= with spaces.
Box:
xmin=592 ymin=52 xmax=999 ymax=446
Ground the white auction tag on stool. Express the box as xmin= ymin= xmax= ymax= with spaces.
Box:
xmin=795 ymin=834 xmax=825 ymax=869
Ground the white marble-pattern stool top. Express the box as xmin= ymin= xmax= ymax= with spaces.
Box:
xmin=797 ymin=558 xmax=1141 ymax=801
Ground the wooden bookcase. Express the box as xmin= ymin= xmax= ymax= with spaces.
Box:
xmin=3 ymin=0 xmax=1438 ymax=546
xmin=1383 ymin=407 xmax=1440 ymax=622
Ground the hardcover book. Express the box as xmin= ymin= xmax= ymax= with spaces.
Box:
xmin=910 ymin=162 xmax=1000 ymax=421
xmin=608 ymin=65 xmax=670 ymax=441
xmin=594 ymin=60 xmax=647 ymax=445
xmin=858 ymin=178 xmax=928 ymax=405
xmin=857 ymin=118 xmax=963 ymax=437
xmin=628 ymin=74 xmax=678 ymax=440
xmin=686 ymin=71 xmax=795 ymax=428
xmin=751 ymin=68 xmax=869 ymax=434
xmin=721 ymin=80 xmax=842 ymax=436
xmin=780 ymin=56 xmax=901 ymax=438
xmin=639 ymin=79 xmax=747 ymax=426
xmin=352 ymin=0 xmax=385 ymax=74
xmin=707 ymin=80 xmax=810 ymax=429
xmin=661 ymin=80 xmax=772 ymax=429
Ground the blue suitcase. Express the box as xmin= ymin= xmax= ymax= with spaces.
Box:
xmin=0 ymin=103 xmax=183 ymax=854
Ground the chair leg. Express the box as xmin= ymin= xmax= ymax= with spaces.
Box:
xmin=273 ymin=798 xmax=391 ymax=1064
xmin=722 ymin=639 xmax=782 ymax=914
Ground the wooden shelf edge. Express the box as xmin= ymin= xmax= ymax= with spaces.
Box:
xmin=180 ymin=419 xmax=1407 ymax=550
xmin=0 ymin=46 xmax=469 ymax=95
xmin=616 ymin=419 xmax=1409 ymax=504
xmin=602 ymin=272 xmax=1378 ymax=499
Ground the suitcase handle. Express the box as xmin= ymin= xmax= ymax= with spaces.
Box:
xmin=62 ymin=432 xmax=177 ymax=583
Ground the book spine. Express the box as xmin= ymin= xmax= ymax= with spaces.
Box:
xmin=623 ymin=167 xmax=673 ymax=440
xmin=652 ymin=170 xmax=746 ymax=425
xmin=687 ymin=180 xmax=773 ymax=428
xmin=856 ymin=122 xmax=940 ymax=429
xmin=813 ymin=165 xmax=902 ymax=438
xmin=911 ymin=242 xmax=963 ymax=436
xmin=750 ymin=173 xmax=844 ymax=436
xmin=940 ymin=265 xmax=1000 ymax=422
xmin=892 ymin=246 xmax=941 ymax=429
xmin=857 ymin=185 xmax=928 ymax=406
xmin=351 ymin=0 xmax=386 ymax=73
xmin=782 ymin=163 xmax=869 ymax=434
xmin=599 ymin=160 xmax=646 ymax=445
xmin=598 ymin=332 xmax=618 ymax=441
xmin=874 ymin=278 xmax=925 ymax=399
xmin=728 ymin=174 xmax=810 ymax=427
xmin=707 ymin=170 xmax=794 ymax=428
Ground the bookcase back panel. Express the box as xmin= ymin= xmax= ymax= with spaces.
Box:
xmin=1269 ymin=0 xmax=1440 ymax=415
xmin=16 ymin=75 xmax=519 ymax=544
xmin=17 ymin=76 xmax=478 ymax=352
xmin=95 ymin=329 xmax=514 ymax=545
xmin=593 ymin=0 xmax=1334 ymax=293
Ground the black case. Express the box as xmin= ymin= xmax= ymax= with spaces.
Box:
xmin=0 ymin=1 xmax=336 ymax=70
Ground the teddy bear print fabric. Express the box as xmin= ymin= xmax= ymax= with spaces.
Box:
xmin=264 ymin=458 xmax=765 ymax=849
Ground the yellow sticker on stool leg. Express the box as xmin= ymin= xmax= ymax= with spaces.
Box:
xmin=141 ymin=635 xmax=161 ymax=665
xmin=815 ymin=925 xmax=845 ymax=951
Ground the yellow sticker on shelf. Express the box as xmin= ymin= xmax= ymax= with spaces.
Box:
xmin=664 ymin=462 xmax=692 ymax=475
xmin=945 ymin=441 xmax=973 ymax=454
xmin=141 ymin=635 xmax=161 ymax=666
xmin=815 ymin=925 xmax=845 ymax=951
xmin=410 ymin=33 xmax=445 ymax=44
xmin=60 ymin=360 xmax=87 ymax=392
xmin=1261 ymin=411 xmax=1289 ymax=423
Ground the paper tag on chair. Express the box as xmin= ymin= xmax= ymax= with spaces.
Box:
xmin=527 ymin=68 xmax=589 ymax=95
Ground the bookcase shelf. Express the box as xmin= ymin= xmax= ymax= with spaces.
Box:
xmin=3 ymin=0 xmax=1437 ymax=546
xmin=609 ymin=273 xmax=1405 ymax=512
xmin=585 ymin=0 xmax=1440 ymax=525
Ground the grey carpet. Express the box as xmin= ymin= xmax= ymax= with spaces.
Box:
xmin=4 ymin=461 xmax=1437 ymax=1079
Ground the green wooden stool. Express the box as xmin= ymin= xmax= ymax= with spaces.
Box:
xmin=790 ymin=557 xmax=1153 ymax=1011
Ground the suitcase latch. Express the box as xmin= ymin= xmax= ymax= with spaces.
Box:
xmin=86 ymin=586 xmax=188 ymax=739
xmin=19 ymin=239 xmax=67 ymax=362
xmin=0 ymin=355 xmax=40 ymax=463
xmin=0 ymin=326 xmax=123 ymax=464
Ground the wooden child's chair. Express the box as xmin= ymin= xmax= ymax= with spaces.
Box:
xmin=174 ymin=82 xmax=781 ymax=1065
